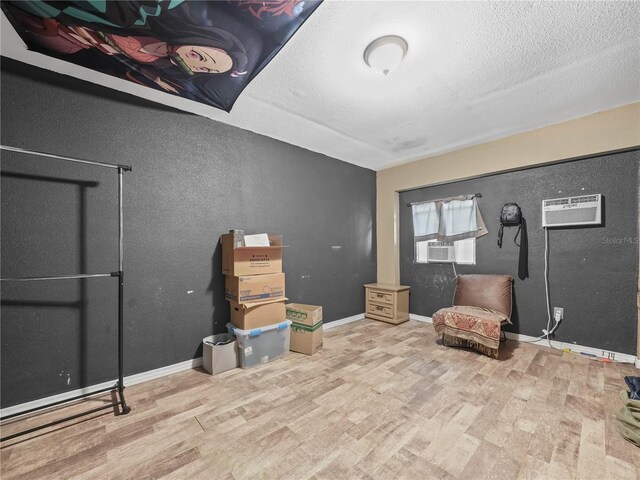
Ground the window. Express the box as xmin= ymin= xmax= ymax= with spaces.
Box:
xmin=411 ymin=195 xmax=486 ymax=265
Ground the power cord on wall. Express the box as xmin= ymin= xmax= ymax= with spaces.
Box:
xmin=519 ymin=227 xmax=560 ymax=344
xmin=543 ymin=227 xmax=562 ymax=346
xmin=518 ymin=228 xmax=628 ymax=364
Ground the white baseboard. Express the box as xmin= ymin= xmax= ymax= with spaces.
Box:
xmin=410 ymin=314 xmax=433 ymax=323
xmin=125 ymin=357 xmax=203 ymax=386
xmin=1 ymin=357 xmax=202 ymax=418
xmin=323 ymin=313 xmax=365 ymax=330
xmin=503 ymin=332 xmax=637 ymax=365
xmin=324 ymin=313 xmax=432 ymax=327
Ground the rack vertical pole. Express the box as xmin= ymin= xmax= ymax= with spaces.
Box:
xmin=117 ymin=167 xmax=131 ymax=414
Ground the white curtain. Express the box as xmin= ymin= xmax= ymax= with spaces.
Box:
xmin=412 ymin=201 xmax=439 ymax=239
xmin=439 ymin=199 xmax=477 ymax=238
xmin=411 ymin=196 xmax=487 ymax=242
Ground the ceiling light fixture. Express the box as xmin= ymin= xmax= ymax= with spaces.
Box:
xmin=363 ymin=35 xmax=408 ymax=76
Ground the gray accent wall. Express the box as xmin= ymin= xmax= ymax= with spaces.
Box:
xmin=1 ymin=58 xmax=376 ymax=407
xmin=399 ymin=150 xmax=639 ymax=355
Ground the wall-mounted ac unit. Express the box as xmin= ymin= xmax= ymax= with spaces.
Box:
xmin=542 ymin=194 xmax=602 ymax=227
xmin=426 ymin=241 xmax=455 ymax=263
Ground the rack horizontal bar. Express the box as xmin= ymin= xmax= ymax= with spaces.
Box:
xmin=1 ymin=273 xmax=117 ymax=282
xmin=1 ymin=385 xmax=117 ymax=421
xmin=1 ymin=145 xmax=131 ymax=171
xmin=1 ymin=401 xmax=118 ymax=442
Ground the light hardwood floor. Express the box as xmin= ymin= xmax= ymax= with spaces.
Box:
xmin=2 ymin=319 xmax=639 ymax=479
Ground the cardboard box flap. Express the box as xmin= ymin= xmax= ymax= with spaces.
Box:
xmin=286 ymin=303 xmax=323 ymax=326
xmin=236 ymin=297 xmax=289 ymax=310
xmin=221 ymin=234 xmax=284 ymax=248
xmin=221 ymin=233 xmax=284 ymax=276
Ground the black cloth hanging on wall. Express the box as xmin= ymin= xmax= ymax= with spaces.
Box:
xmin=516 ymin=218 xmax=528 ymax=280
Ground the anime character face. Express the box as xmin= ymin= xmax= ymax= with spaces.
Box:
xmin=173 ymin=45 xmax=233 ymax=74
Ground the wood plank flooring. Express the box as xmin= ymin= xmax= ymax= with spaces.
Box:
xmin=2 ymin=319 xmax=639 ymax=479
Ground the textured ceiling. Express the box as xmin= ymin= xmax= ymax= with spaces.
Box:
xmin=2 ymin=1 xmax=639 ymax=170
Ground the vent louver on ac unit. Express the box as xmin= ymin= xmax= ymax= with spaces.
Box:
xmin=426 ymin=241 xmax=455 ymax=263
xmin=542 ymin=194 xmax=602 ymax=227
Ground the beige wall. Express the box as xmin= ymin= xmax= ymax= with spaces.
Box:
xmin=377 ymin=102 xmax=640 ymax=285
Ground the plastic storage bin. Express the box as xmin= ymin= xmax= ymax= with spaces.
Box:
xmin=227 ymin=320 xmax=291 ymax=368
xmin=202 ymin=333 xmax=238 ymax=374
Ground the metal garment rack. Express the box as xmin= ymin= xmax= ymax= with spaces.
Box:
xmin=0 ymin=145 xmax=132 ymax=442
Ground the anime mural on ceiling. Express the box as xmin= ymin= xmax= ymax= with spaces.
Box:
xmin=1 ymin=1 xmax=322 ymax=111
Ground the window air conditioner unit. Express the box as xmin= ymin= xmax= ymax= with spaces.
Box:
xmin=426 ymin=241 xmax=456 ymax=263
xmin=541 ymin=194 xmax=602 ymax=227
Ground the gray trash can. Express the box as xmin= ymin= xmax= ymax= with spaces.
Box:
xmin=202 ymin=333 xmax=238 ymax=374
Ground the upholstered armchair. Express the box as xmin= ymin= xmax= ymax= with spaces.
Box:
xmin=432 ymin=274 xmax=513 ymax=358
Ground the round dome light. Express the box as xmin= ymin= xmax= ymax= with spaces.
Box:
xmin=363 ymin=35 xmax=408 ymax=76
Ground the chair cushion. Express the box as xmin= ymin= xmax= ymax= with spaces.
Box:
xmin=453 ymin=274 xmax=513 ymax=319
xmin=432 ymin=305 xmax=509 ymax=355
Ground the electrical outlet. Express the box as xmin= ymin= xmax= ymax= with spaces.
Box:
xmin=553 ymin=307 xmax=564 ymax=322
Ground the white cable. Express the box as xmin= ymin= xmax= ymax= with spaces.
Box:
xmin=544 ymin=227 xmax=557 ymax=348
xmin=517 ymin=332 xmax=554 ymax=343
xmin=452 ymin=262 xmax=457 ymax=278
xmin=518 ymin=227 xmax=561 ymax=344
xmin=544 ymin=228 xmax=564 ymax=350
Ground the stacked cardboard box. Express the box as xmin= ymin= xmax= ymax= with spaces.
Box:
xmin=286 ymin=303 xmax=323 ymax=355
xmin=221 ymin=232 xmax=287 ymax=330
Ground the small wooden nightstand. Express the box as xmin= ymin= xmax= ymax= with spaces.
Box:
xmin=364 ymin=283 xmax=410 ymax=325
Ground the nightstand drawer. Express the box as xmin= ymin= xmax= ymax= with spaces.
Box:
xmin=368 ymin=289 xmax=393 ymax=305
xmin=366 ymin=302 xmax=393 ymax=319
